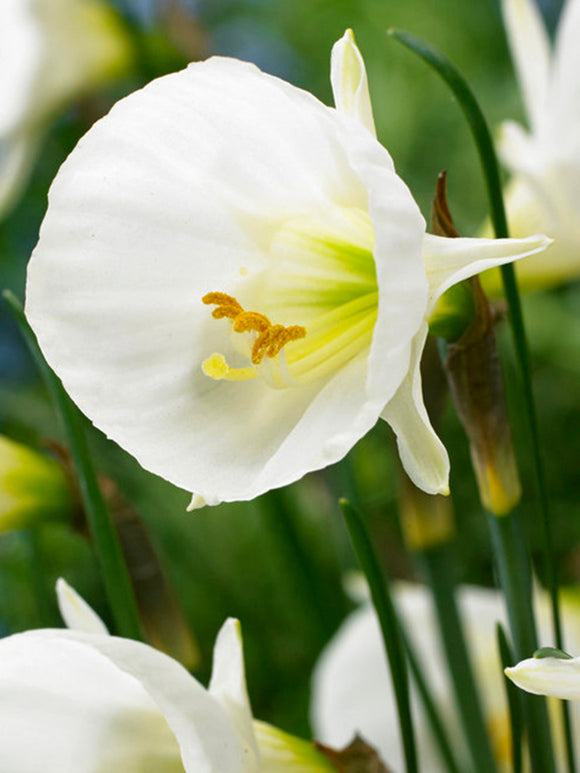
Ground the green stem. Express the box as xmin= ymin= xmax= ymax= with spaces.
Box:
xmin=497 ymin=623 xmax=523 ymax=773
xmin=340 ymin=499 xmax=418 ymax=773
xmin=420 ymin=544 xmax=498 ymax=773
xmin=487 ymin=512 xmax=555 ymax=773
xmin=400 ymin=626 xmax=462 ymax=773
xmin=3 ymin=290 xmax=143 ymax=641
xmin=389 ymin=30 xmax=572 ymax=773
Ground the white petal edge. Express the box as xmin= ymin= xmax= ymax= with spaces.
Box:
xmin=506 ymin=656 xmax=580 ymax=700
xmin=56 ymin=577 xmax=109 ymax=635
xmin=331 ymin=30 xmax=376 ymax=136
xmin=501 ymin=0 xmax=552 ymax=132
xmin=381 ymin=323 xmax=450 ymax=495
xmin=422 ymin=232 xmax=553 ymax=314
xmin=31 ymin=629 xmax=248 ymax=773
xmin=209 ymin=618 xmax=259 ymax=770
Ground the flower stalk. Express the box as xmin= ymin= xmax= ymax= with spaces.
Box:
xmin=419 ymin=543 xmax=499 ymax=773
xmin=340 ymin=499 xmax=418 ymax=773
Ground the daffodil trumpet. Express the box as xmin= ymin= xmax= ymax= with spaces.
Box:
xmin=26 ymin=29 xmax=551 ymax=508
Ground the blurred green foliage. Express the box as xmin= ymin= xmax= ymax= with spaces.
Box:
xmin=1 ymin=0 xmax=578 ymax=740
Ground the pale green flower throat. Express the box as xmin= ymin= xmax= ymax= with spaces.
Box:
xmin=202 ymin=207 xmax=378 ymax=388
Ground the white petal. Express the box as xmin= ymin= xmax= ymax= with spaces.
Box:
xmin=506 ymin=656 xmax=580 ymax=701
xmin=68 ymin=631 xmax=250 ymax=773
xmin=56 ymin=577 xmax=109 ymax=635
xmin=27 ymin=56 xmax=427 ymax=505
xmin=0 ymin=630 xmax=184 ymax=772
xmin=381 ymin=324 xmax=449 ymax=495
xmin=545 ymin=0 xmax=580 ymax=151
xmin=501 ymin=0 xmax=552 ymax=132
xmin=0 ymin=0 xmax=42 ymax=135
xmin=422 ymin=232 xmax=552 ymax=314
xmin=209 ymin=619 xmax=259 ymax=770
xmin=331 ymin=30 xmax=376 ymax=137
xmin=18 ymin=628 xmax=251 ymax=773
xmin=496 ymin=120 xmax=542 ymax=178
xmin=311 ymin=584 xmax=510 ymax=773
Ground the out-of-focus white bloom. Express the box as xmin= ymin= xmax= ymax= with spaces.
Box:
xmin=0 ymin=579 xmax=331 ymax=773
xmin=0 ymin=0 xmax=131 ymax=218
xmin=26 ymin=30 xmax=550 ymax=509
xmin=484 ymin=0 xmax=580 ymax=291
xmin=506 ymin=652 xmax=580 ymax=701
xmin=311 ymin=582 xmax=580 ymax=772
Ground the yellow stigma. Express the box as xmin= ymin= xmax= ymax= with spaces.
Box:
xmin=201 ymin=292 xmax=307 ymax=381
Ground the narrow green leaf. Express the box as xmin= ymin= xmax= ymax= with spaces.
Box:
xmin=497 ymin=623 xmax=523 ymax=773
xmin=400 ymin=626 xmax=463 ymax=773
xmin=420 ymin=544 xmax=498 ymax=773
xmin=339 ymin=499 xmax=418 ymax=773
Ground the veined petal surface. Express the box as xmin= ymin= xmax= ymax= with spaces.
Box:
xmin=27 ymin=56 xmax=427 ymax=505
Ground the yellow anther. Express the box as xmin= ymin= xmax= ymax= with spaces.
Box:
xmin=233 ymin=311 xmax=271 ymax=334
xmin=202 ymin=291 xmax=306 ymax=367
xmin=202 ymin=292 xmax=243 ymax=321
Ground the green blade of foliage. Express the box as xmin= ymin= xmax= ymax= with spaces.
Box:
xmin=497 ymin=623 xmax=523 ymax=773
xmin=487 ymin=512 xmax=555 ymax=773
xmin=420 ymin=544 xmax=498 ymax=773
xmin=3 ymin=290 xmax=143 ymax=641
xmin=340 ymin=499 xmax=418 ymax=773
xmin=400 ymin=626 xmax=462 ymax=773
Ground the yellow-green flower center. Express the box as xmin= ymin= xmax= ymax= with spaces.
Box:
xmin=202 ymin=206 xmax=378 ymax=388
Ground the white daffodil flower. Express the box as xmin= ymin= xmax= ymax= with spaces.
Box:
xmin=0 ymin=579 xmax=331 ymax=773
xmin=506 ymin=652 xmax=580 ymax=701
xmin=485 ymin=0 xmax=580 ymax=291
xmin=0 ymin=0 xmax=131 ymax=218
xmin=26 ymin=30 xmax=550 ymax=508
xmin=311 ymin=582 xmax=580 ymax=772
